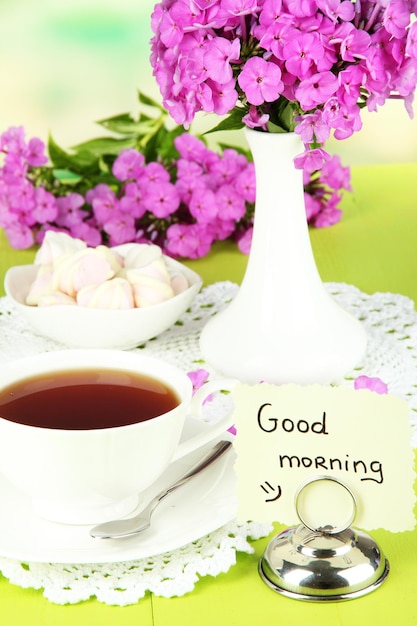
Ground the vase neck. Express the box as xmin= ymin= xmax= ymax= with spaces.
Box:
xmin=244 ymin=128 xmax=308 ymax=236
xmin=242 ymin=127 xmax=321 ymax=288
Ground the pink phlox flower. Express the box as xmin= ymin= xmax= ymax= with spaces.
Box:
xmin=294 ymin=147 xmax=331 ymax=174
xmin=383 ymin=0 xmax=411 ymax=38
xmin=258 ymin=0 xmax=283 ymax=28
xmin=119 ymin=182 xmax=147 ymax=219
xmin=187 ymin=0 xmax=224 ymax=26
xmin=332 ymin=105 xmax=362 ymax=139
xmin=366 ymin=30 xmax=392 ymax=78
xmin=112 ymin=149 xmax=145 ymax=181
xmin=257 ymin=20 xmax=292 ymax=60
xmin=7 ymin=179 xmax=35 ymax=214
xmin=3 ymin=219 xmax=34 ymax=249
xmin=189 ymin=187 xmax=219 ymax=222
xmin=209 ymin=148 xmax=247 ymax=185
xmin=179 ymin=48 xmax=208 ymax=89
xmin=206 ymin=78 xmax=239 ymax=115
xmin=322 ymin=96 xmax=342 ymax=125
xmin=285 ymin=0 xmax=317 ymax=18
xmin=192 ymin=0 xmax=220 ymax=9
xmin=354 ymin=375 xmax=388 ymax=395
xmin=191 ymin=83 xmax=215 ymax=117
xmin=242 ymin=105 xmax=270 ymax=129
xmin=337 ymin=65 xmax=365 ymax=106
xmin=237 ymin=226 xmax=253 ymax=254
xmin=395 ymin=57 xmax=417 ymax=98
xmin=366 ymin=90 xmax=388 ymax=112
xmin=216 ymin=183 xmax=246 ymax=220
xmin=143 ymin=162 xmax=170 ymax=186
xmin=32 ymin=187 xmax=58 ymax=224
xmin=235 ymin=163 xmax=256 ymax=203
xmin=206 ymin=214 xmax=237 ymax=240
xmin=294 ymin=111 xmax=330 ymax=143
xmin=204 ymin=37 xmax=241 ymax=84
xmin=175 ymin=165 xmax=207 ymax=204
xmin=1 ymin=155 xmax=27 ymax=184
xmin=164 ymin=92 xmax=197 ymax=128
xmin=322 ymin=97 xmax=362 ymax=138
xmin=70 ymin=221 xmax=102 ymax=248
xmin=176 ymin=158 xmax=204 ymax=181
xmin=174 ymin=133 xmax=213 ymax=164
xmin=157 ymin=5 xmax=186 ymax=48
xmin=317 ymin=0 xmax=355 ymax=22
xmin=142 ymin=180 xmax=180 ymax=218
xmin=285 ymin=31 xmax=325 ymax=78
xmin=312 ymin=199 xmax=342 ymax=227
xmin=0 ymin=126 xmax=26 ymax=157
xmin=165 ymin=222 xmax=213 ymax=259
xmin=320 ymin=155 xmax=352 ymax=191
xmin=238 ymin=57 xmax=284 ymax=106
xmin=304 ymin=192 xmax=322 ymax=221
xmin=295 ymin=71 xmax=338 ymax=109
xmin=406 ymin=20 xmax=417 ymax=58
xmin=103 ymin=210 xmax=136 ymax=245
xmin=26 ymin=137 xmax=48 ymax=167
xmin=403 ymin=91 xmax=415 ymax=118
xmin=335 ymin=23 xmax=372 ymax=62
xmin=191 ymin=87 xmax=213 ymax=117
xmin=55 ymin=193 xmax=85 ymax=228
xmin=87 ymin=184 xmax=118 ymax=224
xmin=220 ymin=0 xmax=259 ymax=16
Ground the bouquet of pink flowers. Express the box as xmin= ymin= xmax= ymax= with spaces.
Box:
xmin=0 ymin=94 xmax=351 ymax=257
xmin=151 ymin=0 xmax=417 ymax=170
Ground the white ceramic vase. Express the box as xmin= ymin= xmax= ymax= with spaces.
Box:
xmin=199 ymin=128 xmax=367 ymax=384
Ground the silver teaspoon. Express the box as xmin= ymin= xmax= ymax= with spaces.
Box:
xmin=90 ymin=439 xmax=232 ymax=539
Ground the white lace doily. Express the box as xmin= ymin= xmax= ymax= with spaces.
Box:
xmin=0 ymin=280 xmax=416 ymax=606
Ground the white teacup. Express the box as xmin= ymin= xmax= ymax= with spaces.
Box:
xmin=0 ymin=350 xmax=235 ymax=524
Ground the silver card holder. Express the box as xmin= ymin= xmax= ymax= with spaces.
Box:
xmin=259 ymin=476 xmax=390 ymax=601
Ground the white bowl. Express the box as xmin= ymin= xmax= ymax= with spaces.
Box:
xmin=4 ymin=253 xmax=202 ymax=349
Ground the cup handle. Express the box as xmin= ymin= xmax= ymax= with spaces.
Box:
xmin=171 ymin=379 xmax=237 ymax=462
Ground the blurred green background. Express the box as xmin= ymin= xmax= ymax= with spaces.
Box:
xmin=0 ymin=0 xmax=416 ymax=165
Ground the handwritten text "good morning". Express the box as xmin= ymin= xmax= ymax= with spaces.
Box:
xmin=257 ymin=403 xmax=384 ymax=484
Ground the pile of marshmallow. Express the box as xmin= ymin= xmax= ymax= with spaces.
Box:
xmin=26 ymin=232 xmax=189 ymax=309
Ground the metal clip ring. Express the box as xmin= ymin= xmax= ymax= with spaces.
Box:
xmin=294 ymin=475 xmax=357 ymax=535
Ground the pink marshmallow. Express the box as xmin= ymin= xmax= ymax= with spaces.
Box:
xmin=76 ymin=277 xmax=135 ymax=309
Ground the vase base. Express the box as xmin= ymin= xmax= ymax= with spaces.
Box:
xmin=200 ymin=301 xmax=367 ymax=385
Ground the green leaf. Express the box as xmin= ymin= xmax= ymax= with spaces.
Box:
xmin=68 ymin=149 xmax=100 ymax=172
xmin=96 ymin=113 xmax=156 ymax=136
xmin=204 ymin=108 xmax=246 ymax=134
xmin=48 ymin=135 xmax=99 ymax=174
xmin=72 ymin=136 xmax=137 ymax=156
xmin=156 ymin=125 xmax=185 ymax=162
xmin=141 ymin=125 xmax=169 ymax=163
xmin=137 ymin=91 xmax=164 ymax=111
xmin=280 ymin=102 xmax=296 ymax=132
xmin=217 ymin=142 xmax=250 ymax=158
xmin=48 ymin=134 xmax=75 ymax=169
xmin=52 ymin=169 xmax=83 ymax=184
xmin=266 ymin=121 xmax=289 ymax=133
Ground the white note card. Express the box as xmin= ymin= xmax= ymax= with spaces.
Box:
xmin=233 ymin=384 xmax=416 ymax=532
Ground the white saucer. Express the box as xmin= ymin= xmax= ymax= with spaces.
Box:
xmin=0 ymin=419 xmax=237 ymax=564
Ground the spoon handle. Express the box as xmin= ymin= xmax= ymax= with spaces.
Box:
xmin=151 ymin=439 xmax=232 ymax=510
xmin=90 ymin=439 xmax=232 ymax=538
